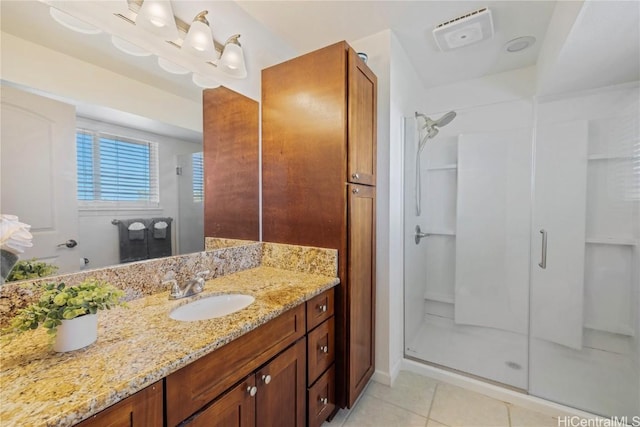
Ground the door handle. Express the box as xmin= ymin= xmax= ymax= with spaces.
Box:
xmin=57 ymin=239 xmax=78 ymax=248
xmin=539 ymin=229 xmax=547 ymax=269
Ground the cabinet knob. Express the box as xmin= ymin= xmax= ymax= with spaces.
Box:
xmin=319 ymin=397 xmax=328 ymax=405
xmin=352 ymin=173 xmax=360 ymax=180
xmin=262 ymin=374 xmax=272 ymax=384
xmin=352 ymin=188 xmax=359 ymax=194
xmin=247 ymin=386 xmax=258 ymax=397
xmin=317 ymin=304 xmax=327 ymax=313
xmin=319 ymin=345 xmax=329 ymax=354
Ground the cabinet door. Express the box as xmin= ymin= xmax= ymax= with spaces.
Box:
xmin=186 ymin=377 xmax=256 ymax=427
xmin=256 ymin=339 xmax=306 ymax=427
xmin=347 ymin=184 xmax=376 ymax=407
xmin=75 ymin=381 xmax=162 ymax=427
xmin=348 ymin=48 xmax=377 ymax=186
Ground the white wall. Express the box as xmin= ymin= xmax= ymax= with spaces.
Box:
xmin=350 ymin=29 xmax=434 ymax=386
xmin=1 ymin=32 xmax=202 ymax=134
xmin=75 ymin=118 xmax=200 ymax=270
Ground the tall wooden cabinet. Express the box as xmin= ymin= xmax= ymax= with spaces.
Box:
xmin=262 ymin=41 xmax=377 ymax=409
xmin=203 ymin=87 xmax=259 ymax=240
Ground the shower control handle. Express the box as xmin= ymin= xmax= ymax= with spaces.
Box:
xmin=415 ymin=225 xmax=429 ymax=245
xmin=539 ymin=229 xmax=547 ymax=269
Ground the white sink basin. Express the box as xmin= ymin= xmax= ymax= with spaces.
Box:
xmin=170 ymin=294 xmax=255 ymax=321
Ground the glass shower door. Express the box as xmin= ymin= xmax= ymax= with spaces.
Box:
xmin=529 ymin=84 xmax=640 ymax=417
xmin=404 ymin=97 xmax=535 ymax=390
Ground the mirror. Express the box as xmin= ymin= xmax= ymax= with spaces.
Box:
xmin=0 ymin=1 xmax=207 ymax=280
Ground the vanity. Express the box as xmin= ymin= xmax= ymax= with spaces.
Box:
xmin=0 ymin=241 xmax=339 ymax=427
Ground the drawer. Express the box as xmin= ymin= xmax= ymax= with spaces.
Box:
xmin=307 ymin=317 xmax=335 ymax=384
xmin=306 ymin=289 xmax=334 ymax=331
xmin=307 ymin=364 xmax=335 ymax=427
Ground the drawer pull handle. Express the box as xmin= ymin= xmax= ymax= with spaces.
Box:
xmin=352 ymin=188 xmax=359 ymax=194
xmin=247 ymin=386 xmax=257 ymax=397
xmin=319 ymin=345 xmax=329 ymax=354
xmin=352 ymin=173 xmax=360 ymax=180
xmin=317 ymin=304 xmax=327 ymax=313
xmin=319 ymin=397 xmax=328 ymax=405
xmin=262 ymin=374 xmax=272 ymax=384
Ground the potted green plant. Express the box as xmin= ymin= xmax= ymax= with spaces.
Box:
xmin=8 ymin=279 xmax=125 ymax=352
xmin=5 ymin=258 xmax=59 ymax=282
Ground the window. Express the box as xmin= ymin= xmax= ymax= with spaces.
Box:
xmin=192 ymin=152 xmax=204 ymax=203
xmin=76 ymin=130 xmax=159 ymax=207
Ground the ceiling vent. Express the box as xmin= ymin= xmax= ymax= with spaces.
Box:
xmin=433 ymin=7 xmax=494 ymax=52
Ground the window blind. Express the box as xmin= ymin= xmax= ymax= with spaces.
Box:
xmin=76 ymin=130 xmax=159 ymax=206
xmin=192 ymin=152 xmax=204 ymax=203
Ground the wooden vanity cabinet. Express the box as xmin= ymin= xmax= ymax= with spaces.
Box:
xmin=184 ymin=340 xmax=306 ymax=427
xmin=75 ymin=381 xmax=163 ymax=427
xmin=185 ymin=376 xmax=256 ymax=427
xmin=263 ymin=41 xmax=377 ymax=409
xmin=166 ymin=305 xmax=306 ymax=426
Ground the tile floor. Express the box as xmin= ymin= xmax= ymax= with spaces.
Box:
xmin=325 ymin=371 xmax=559 ymax=427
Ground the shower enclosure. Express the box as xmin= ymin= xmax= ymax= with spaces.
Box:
xmin=404 ymin=83 xmax=640 ymax=417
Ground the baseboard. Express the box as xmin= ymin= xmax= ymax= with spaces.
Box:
xmin=372 ymin=369 xmax=392 ymax=386
xmin=401 ymin=358 xmax=603 ymax=420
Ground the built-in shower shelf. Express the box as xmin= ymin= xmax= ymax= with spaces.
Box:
xmin=586 ymin=237 xmax=638 ymax=246
xmin=425 ymin=164 xmax=458 ymax=171
xmin=584 ymin=324 xmax=635 ymax=338
xmin=587 ymin=154 xmax=635 ymax=161
xmin=424 ymin=291 xmax=455 ymax=304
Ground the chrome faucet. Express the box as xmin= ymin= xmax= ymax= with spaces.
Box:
xmin=164 ymin=270 xmax=210 ymax=300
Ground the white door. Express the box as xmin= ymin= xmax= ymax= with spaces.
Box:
xmin=0 ymin=85 xmax=79 ymax=274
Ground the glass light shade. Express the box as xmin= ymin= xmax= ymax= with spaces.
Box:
xmin=158 ymin=57 xmax=190 ymax=75
xmin=219 ymin=43 xmax=247 ymax=78
xmin=136 ymin=0 xmax=178 ymax=41
xmin=182 ymin=20 xmax=216 ymax=60
xmin=49 ymin=8 xmax=102 ymax=35
xmin=111 ymin=36 xmax=152 ymax=57
xmin=192 ymin=74 xmax=220 ymax=89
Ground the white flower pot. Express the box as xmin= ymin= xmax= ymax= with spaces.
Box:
xmin=53 ymin=313 xmax=98 ymax=352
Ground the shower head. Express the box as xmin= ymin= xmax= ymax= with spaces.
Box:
xmin=415 ymin=111 xmax=457 ymax=135
xmin=415 ymin=110 xmax=457 ymax=152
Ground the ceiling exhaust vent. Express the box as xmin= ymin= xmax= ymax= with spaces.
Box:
xmin=433 ymin=7 xmax=494 ymax=52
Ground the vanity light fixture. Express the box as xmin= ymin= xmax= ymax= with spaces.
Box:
xmin=219 ymin=35 xmax=247 ymax=79
xmin=120 ymin=2 xmax=248 ymax=79
xmin=157 ymin=57 xmax=190 ymax=75
xmin=182 ymin=11 xmax=217 ymax=60
xmin=192 ymin=73 xmax=220 ymax=89
xmin=111 ymin=35 xmax=152 ymax=57
xmin=136 ymin=0 xmax=179 ymax=41
xmin=49 ymin=8 xmax=102 ymax=35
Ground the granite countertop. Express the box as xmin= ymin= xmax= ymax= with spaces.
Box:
xmin=0 ymin=265 xmax=339 ymax=427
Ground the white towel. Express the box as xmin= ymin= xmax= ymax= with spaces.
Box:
xmin=154 ymin=221 xmax=168 ymax=230
xmin=128 ymin=222 xmax=146 ymax=231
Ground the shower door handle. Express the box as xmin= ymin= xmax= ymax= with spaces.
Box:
xmin=538 ymin=229 xmax=547 ymax=269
